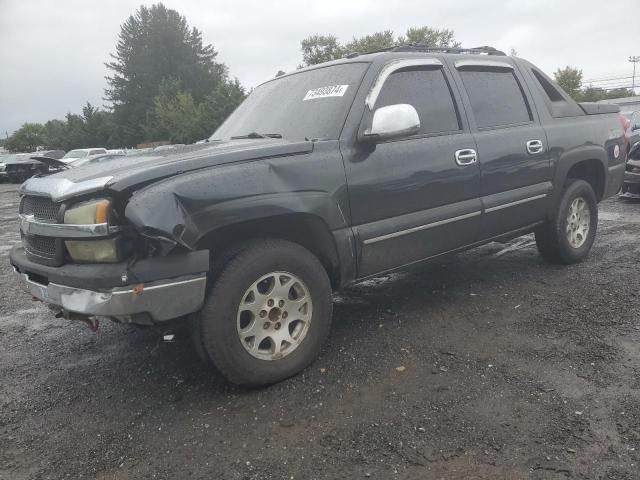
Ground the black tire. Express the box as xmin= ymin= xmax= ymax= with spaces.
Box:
xmin=535 ymin=179 xmax=598 ymax=264
xmin=196 ymin=239 xmax=333 ymax=387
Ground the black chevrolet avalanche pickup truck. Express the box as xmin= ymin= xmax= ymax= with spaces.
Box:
xmin=10 ymin=46 xmax=626 ymax=386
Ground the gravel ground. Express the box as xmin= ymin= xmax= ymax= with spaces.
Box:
xmin=1 ymin=181 xmax=639 ymax=480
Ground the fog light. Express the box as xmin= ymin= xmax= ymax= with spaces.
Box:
xmin=65 ymin=239 xmax=119 ymax=263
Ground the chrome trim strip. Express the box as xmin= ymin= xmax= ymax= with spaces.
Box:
xmin=484 ymin=194 xmax=547 ymax=213
xmin=19 ymin=214 xmax=121 ymax=238
xmin=13 ymin=269 xmax=207 ymax=322
xmin=366 ymin=58 xmax=443 ymax=110
xmin=20 ymin=176 xmax=113 ymax=202
xmin=454 ymin=59 xmax=514 ymax=70
xmin=363 ymin=211 xmax=481 ymax=245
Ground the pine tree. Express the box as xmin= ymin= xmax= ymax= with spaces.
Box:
xmin=105 ymin=3 xmax=227 ymax=146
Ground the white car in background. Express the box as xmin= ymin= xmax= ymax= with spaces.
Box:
xmin=60 ymin=148 xmax=107 ymax=164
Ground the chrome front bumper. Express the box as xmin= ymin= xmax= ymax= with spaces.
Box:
xmin=13 ymin=268 xmax=207 ymax=323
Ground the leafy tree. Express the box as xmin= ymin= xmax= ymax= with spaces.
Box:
xmin=553 ymin=66 xmax=635 ymax=101
xmin=197 ymin=79 xmax=246 ymax=136
xmin=554 ymin=67 xmax=583 ymax=100
xmin=4 ymin=123 xmax=46 ymax=152
xmin=154 ymin=78 xmax=246 ymax=143
xmin=154 ymin=79 xmax=201 ymax=144
xmin=42 ymin=120 xmax=68 ymax=149
xmin=604 ymin=88 xmax=635 ymax=99
xmin=300 ymin=35 xmax=345 ymax=67
xmin=105 ymin=3 xmax=228 ymax=145
xmin=344 ymin=30 xmax=395 ymax=54
xmin=580 ymin=86 xmax=608 ymax=102
xmin=300 ymin=26 xmax=460 ymax=66
xmin=398 ymin=26 xmax=460 ymax=48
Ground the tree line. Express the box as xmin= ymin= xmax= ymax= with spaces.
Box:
xmin=2 ymin=4 xmax=634 ymax=154
xmin=553 ymin=66 xmax=635 ymax=102
xmin=4 ymin=4 xmax=245 ymax=153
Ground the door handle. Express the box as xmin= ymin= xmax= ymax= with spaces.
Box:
xmin=526 ymin=140 xmax=544 ymax=155
xmin=455 ymin=149 xmax=477 ymax=166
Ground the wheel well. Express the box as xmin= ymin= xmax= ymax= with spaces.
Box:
xmin=196 ymin=214 xmax=342 ymax=289
xmin=566 ymin=159 xmax=605 ymax=201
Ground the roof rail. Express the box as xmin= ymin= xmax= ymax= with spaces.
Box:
xmin=350 ymin=44 xmax=507 ymax=57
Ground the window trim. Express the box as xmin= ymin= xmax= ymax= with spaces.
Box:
xmin=454 ymin=59 xmax=514 ymax=71
xmin=458 ymin=68 xmax=534 ymax=130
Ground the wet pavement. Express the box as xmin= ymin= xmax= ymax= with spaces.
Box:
xmin=1 ymin=182 xmax=639 ymax=479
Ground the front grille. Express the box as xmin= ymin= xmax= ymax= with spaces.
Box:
xmin=20 ymin=195 xmax=64 ymax=266
xmin=24 ymin=235 xmax=57 ymax=256
xmin=20 ymin=195 xmax=61 ymax=222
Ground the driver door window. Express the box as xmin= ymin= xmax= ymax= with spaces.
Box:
xmin=374 ymin=67 xmax=461 ymax=136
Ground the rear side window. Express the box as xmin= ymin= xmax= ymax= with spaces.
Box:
xmin=459 ymin=69 xmax=532 ymax=128
xmin=530 ymin=68 xmax=584 ymax=118
xmin=375 ymin=67 xmax=460 ymax=135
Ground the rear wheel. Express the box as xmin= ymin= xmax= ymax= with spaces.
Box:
xmin=535 ymin=179 xmax=598 ymax=264
xmin=195 ymin=239 xmax=333 ymax=386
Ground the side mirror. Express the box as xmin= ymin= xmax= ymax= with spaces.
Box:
xmin=362 ymin=104 xmax=420 ymax=142
xmin=630 ymin=142 xmax=640 ymax=160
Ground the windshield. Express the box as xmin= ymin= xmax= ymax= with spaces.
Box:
xmin=63 ymin=149 xmax=89 ymax=159
xmin=211 ymin=62 xmax=369 ymax=142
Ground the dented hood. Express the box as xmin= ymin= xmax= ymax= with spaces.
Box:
xmin=22 ymin=139 xmax=313 ymax=200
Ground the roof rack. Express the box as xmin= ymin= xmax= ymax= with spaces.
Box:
xmin=350 ymin=43 xmax=506 ymax=57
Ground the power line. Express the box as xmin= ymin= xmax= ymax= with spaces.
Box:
xmin=583 ymin=73 xmax=632 ymax=82
xmin=585 ymin=83 xmax=635 ymax=90
xmin=585 ymin=76 xmax=634 ymax=85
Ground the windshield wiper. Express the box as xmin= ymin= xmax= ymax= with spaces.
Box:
xmin=230 ymin=132 xmax=282 ymax=139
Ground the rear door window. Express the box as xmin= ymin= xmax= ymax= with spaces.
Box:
xmin=459 ymin=69 xmax=532 ymax=128
xmin=375 ymin=67 xmax=460 ymax=135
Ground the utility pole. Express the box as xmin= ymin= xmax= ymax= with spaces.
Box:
xmin=630 ymin=56 xmax=640 ymax=95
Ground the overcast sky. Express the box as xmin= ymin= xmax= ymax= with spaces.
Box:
xmin=1 ymin=0 xmax=639 ymax=136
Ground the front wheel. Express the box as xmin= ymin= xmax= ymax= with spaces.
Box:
xmin=196 ymin=239 xmax=333 ymax=387
xmin=535 ymin=179 xmax=598 ymax=264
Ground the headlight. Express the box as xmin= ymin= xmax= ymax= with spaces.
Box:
xmin=64 ymin=199 xmax=119 ymax=262
xmin=64 ymin=199 xmax=111 ymax=225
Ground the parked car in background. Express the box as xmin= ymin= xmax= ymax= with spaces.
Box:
xmin=153 ymin=144 xmax=185 ymax=151
xmin=30 ymin=152 xmax=127 ymax=174
xmin=620 ymin=141 xmax=640 ymax=198
xmin=624 ymin=112 xmax=640 ymax=152
xmin=59 ymin=148 xmax=107 ymax=163
xmin=36 ymin=150 xmax=66 ymax=160
xmin=10 ymin=46 xmax=626 ymax=386
xmin=0 ymin=153 xmax=49 ymax=183
xmin=107 ymin=149 xmax=126 ymax=155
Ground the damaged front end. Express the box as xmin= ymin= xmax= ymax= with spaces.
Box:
xmin=10 ymin=174 xmax=210 ymax=327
